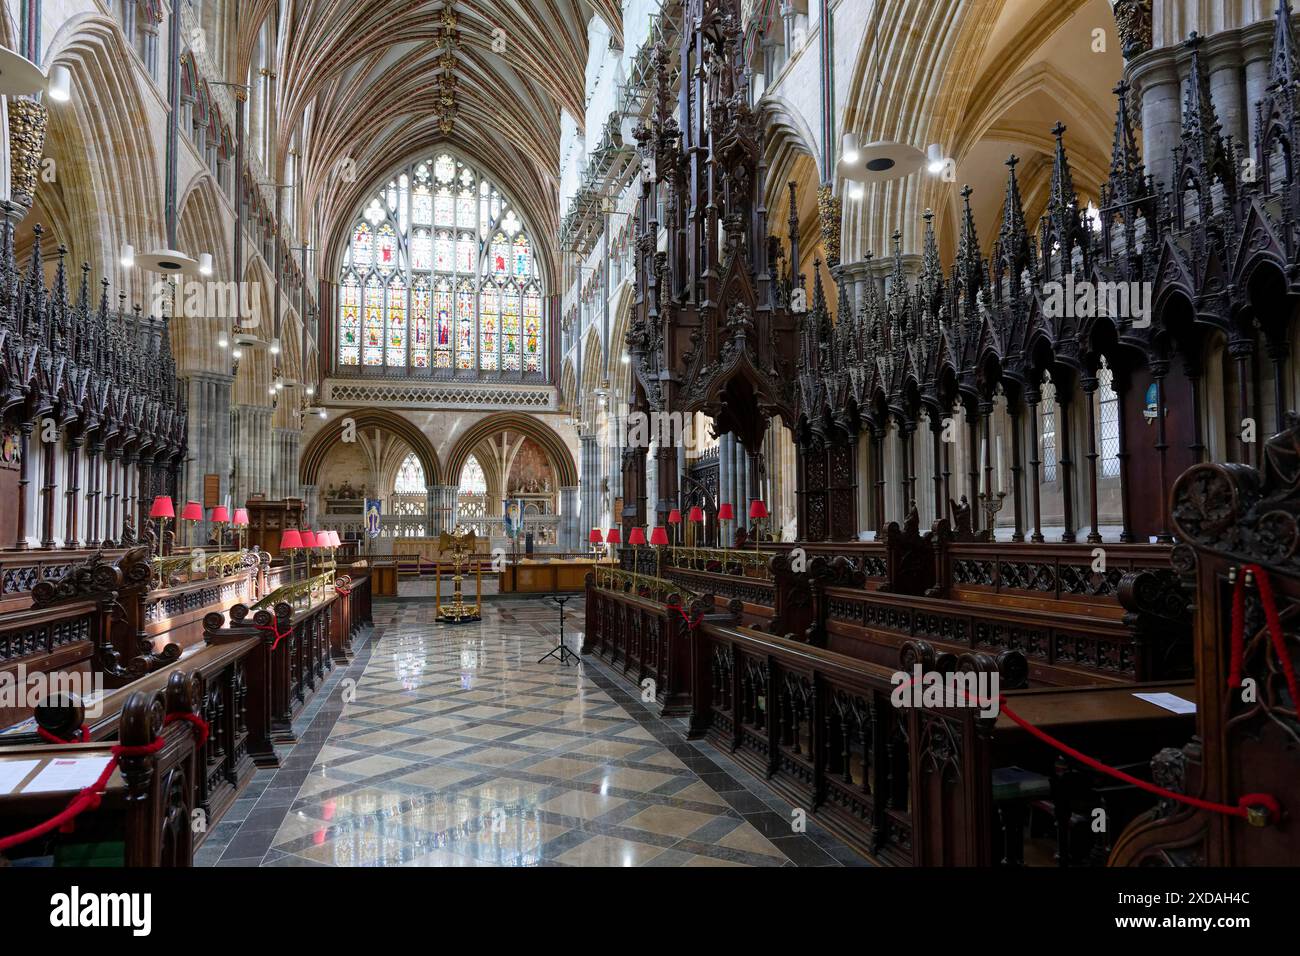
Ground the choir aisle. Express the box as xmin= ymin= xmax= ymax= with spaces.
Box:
xmin=198 ymin=599 xmax=865 ymax=867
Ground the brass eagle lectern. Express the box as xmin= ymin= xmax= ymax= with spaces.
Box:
xmin=435 ymin=527 xmax=482 ymax=623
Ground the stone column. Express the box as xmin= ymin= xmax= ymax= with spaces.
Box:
xmin=182 ymin=372 xmax=234 ymax=543
xmin=718 ymin=432 xmax=733 ymax=545
xmin=560 ymin=485 xmax=579 ymax=551
xmin=1131 ymin=52 xmax=1182 ymax=191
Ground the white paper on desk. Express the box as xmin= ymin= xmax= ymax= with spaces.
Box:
xmin=1134 ymin=692 xmax=1197 ymax=715
xmin=22 ymin=756 xmax=114 ymax=794
xmin=0 ymin=759 xmax=40 ymax=795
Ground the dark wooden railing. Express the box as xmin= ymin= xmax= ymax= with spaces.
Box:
xmin=583 ymin=571 xmax=705 ymax=716
xmin=645 ymin=530 xmax=1188 ymax=687
xmin=0 ymin=671 xmax=202 ymax=866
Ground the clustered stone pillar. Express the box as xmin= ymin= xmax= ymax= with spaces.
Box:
xmin=560 ymin=485 xmax=579 ymax=551
xmin=232 ymin=405 xmax=275 ymax=504
xmin=182 ymin=371 xmax=234 ymax=544
xmin=269 ymin=427 xmax=301 ymax=500
xmin=579 ymin=433 xmax=600 ymax=546
xmin=428 ymin=485 xmax=457 ymax=535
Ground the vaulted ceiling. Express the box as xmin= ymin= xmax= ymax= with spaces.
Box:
xmin=236 ymin=0 xmax=622 ymax=287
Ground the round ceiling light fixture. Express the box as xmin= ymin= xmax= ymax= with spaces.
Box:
xmin=136 ymin=248 xmax=200 ymax=276
xmin=837 ymin=139 xmax=925 ymax=184
xmin=0 ymin=47 xmax=48 ymax=95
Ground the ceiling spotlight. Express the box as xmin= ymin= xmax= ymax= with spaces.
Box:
xmin=620 ymin=354 xmax=629 ymax=364
xmin=232 ymin=347 xmax=243 ymax=359
xmin=199 ymin=252 xmax=213 ymax=276
xmin=838 ymin=141 xmax=924 ymax=184
xmin=120 ymin=244 xmax=135 ymax=269
xmin=841 ymin=133 xmax=860 ymax=166
xmin=848 ymin=183 xmax=865 ymax=201
xmin=268 ymin=386 xmax=276 ymax=396
xmin=306 ymin=385 xmax=315 ymax=396
xmin=926 ymin=144 xmax=946 ymax=175
xmin=218 ymin=335 xmax=229 ymax=349
xmin=318 ymin=408 xmax=328 ymax=419
xmin=270 ymin=338 xmax=281 ymax=356
xmin=47 ymin=64 xmax=72 ymax=102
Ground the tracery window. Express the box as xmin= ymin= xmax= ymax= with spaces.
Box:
xmin=393 ymin=453 xmax=427 ymax=494
xmin=1097 ymin=359 xmax=1120 ymax=479
xmin=337 ymin=153 xmax=545 ymax=375
xmin=1041 ymin=374 xmax=1058 ymax=484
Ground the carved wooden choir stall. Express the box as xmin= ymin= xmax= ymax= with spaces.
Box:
xmin=0 ymin=191 xmax=373 ymax=862
xmin=587 ymin=0 xmax=1300 ymax=866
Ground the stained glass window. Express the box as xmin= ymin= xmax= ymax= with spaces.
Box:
xmin=363 ymin=274 xmax=383 ymax=366
xmin=337 ymin=152 xmax=544 ymax=373
xmin=411 ymin=229 xmax=432 ymax=271
xmin=490 ymin=233 xmax=509 ymax=276
xmin=457 ymin=189 xmax=476 ymax=228
xmin=434 ymin=231 xmax=453 ymax=272
xmin=501 ymin=282 xmax=521 ymax=371
xmin=479 ymin=282 xmax=499 ymax=370
xmin=512 ymin=235 xmax=531 ymax=277
xmin=411 ymin=277 xmax=431 ymax=368
xmin=1098 ymin=359 xmax=1120 ymax=479
xmin=1041 ymin=376 xmax=1057 ymax=484
xmin=459 ymin=455 xmax=487 ymax=495
xmin=523 ymin=285 xmax=541 ymax=372
xmin=413 ymin=187 xmax=433 ymax=225
xmin=456 ymin=233 xmax=475 ymax=273
xmin=433 ymin=278 xmax=453 ymax=368
xmin=456 ymin=280 xmax=475 ymax=370
xmin=351 ymin=223 xmax=373 ymax=270
xmin=339 ymin=272 xmax=361 ymax=365
xmin=394 ymin=452 xmax=426 ymax=494
xmin=435 ymin=190 xmax=454 ymax=227
xmin=386 ymin=276 xmax=406 ymax=365
xmin=376 ymin=223 xmax=398 ymax=272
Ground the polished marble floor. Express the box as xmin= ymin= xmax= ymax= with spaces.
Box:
xmin=196 ymin=597 xmax=866 ymax=867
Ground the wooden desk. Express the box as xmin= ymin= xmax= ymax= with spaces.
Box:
xmin=370 ymin=563 xmax=397 ymax=596
xmin=500 ymin=559 xmax=607 ymax=593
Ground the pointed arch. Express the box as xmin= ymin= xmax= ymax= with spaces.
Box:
xmin=444 ymin=413 xmax=577 ymax=488
xmin=299 ymin=408 xmax=443 ymax=487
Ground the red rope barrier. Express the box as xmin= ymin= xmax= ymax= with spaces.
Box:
xmin=996 ymin=698 xmax=1280 ymax=826
xmin=893 ymin=668 xmax=1283 ymax=827
xmin=255 ymin=619 xmax=292 ymax=651
xmin=0 ymin=713 xmax=209 ymax=855
xmin=1232 ymin=564 xmax=1300 ymax=713
xmin=665 ymin=602 xmax=703 ymax=631
xmin=37 ymin=724 xmax=90 ymax=746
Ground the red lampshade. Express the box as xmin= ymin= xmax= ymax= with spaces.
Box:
xmin=589 ymin=528 xmax=604 ymax=544
xmin=605 ymin=528 xmax=622 ymax=545
xmin=149 ymin=496 xmax=175 ymax=519
xmin=233 ymin=508 xmax=250 ymax=527
xmin=180 ymin=501 xmax=203 ymax=521
xmin=688 ymin=506 xmax=704 ymax=523
xmin=280 ymin=529 xmax=303 ymax=550
xmin=300 ymin=530 xmax=317 ymax=548
xmin=627 ymin=527 xmax=647 ymax=546
xmin=649 ymin=526 xmax=669 ymax=546
xmin=717 ymin=503 xmax=734 ymax=521
xmin=667 ymin=508 xmax=682 ymax=524
xmin=211 ymin=506 xmax=230 ymax=523
xmin=748 ymin=499 xmax=769 ymax=520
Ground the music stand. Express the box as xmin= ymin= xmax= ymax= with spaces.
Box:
xmin=538 ymin=594 xmax=580 ymax=665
